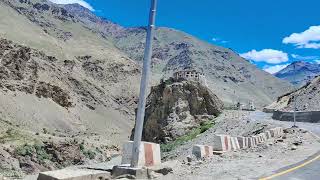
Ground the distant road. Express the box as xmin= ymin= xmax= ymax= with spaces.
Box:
xmin=250 ymin=111 xmax=320 ymax=135
xmin=250 ymin=111 xmax=320 ymax=180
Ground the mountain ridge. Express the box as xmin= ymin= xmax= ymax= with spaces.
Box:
xmin=275 ymin=61 xmax=320 ymax=86
xmin=0 ymin=0 xmax=293 ymax=137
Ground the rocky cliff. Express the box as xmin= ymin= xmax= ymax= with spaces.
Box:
xmin=131 ymin=79 xmax=223 ymax=143
xmin=265 ymin=76 xmax=320 ymax=111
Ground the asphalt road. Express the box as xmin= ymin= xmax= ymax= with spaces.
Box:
xmin=250 ymin=111 xmax=320 ymax=180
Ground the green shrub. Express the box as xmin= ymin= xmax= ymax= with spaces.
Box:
xmin=43 ymin=128 xmax=48 ymax=134
xmin=79 ymin=144 xmax=85 ymax=151
xmin=83 ymin=150 xmax=96 ymax=160
xmin=16 ymin=143 xmax=52 ymax=163
xmin=16 ymin=144 xmax=35 ymax=156
xmin=160 ymin=120 xmax=214 ymax=152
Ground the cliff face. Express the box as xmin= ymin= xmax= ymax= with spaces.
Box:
xmin=266 ymin=76 xmax=320 ymax=111
xmin=131 ymin=79 xmax=223 ymax=143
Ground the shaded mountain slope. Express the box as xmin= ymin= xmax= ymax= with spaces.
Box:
xmin=275 ymin=61 xmax=320 ymax=86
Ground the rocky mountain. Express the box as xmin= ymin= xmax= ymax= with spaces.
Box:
xmin=275 ymin=61 xmax=320 ymax=86
xmin=56 ymin=1 xmax=293 ymax=107
xmin=0 ymin=0 xmax=293 ymax=141
xmin=112 ymin=27 xmax=294 ymax=107
xmin=131 ymin=78 xmax=223 ymax=143
xmin=0 ymin=0 xmax=141 ymax=144
xmin=266 ymin=76 xmax=320 ymax=111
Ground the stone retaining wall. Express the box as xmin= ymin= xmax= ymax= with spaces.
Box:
xmin=272 ymin=111 xmax=320 ymax=123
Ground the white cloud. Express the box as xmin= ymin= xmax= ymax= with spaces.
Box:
xmin=212 ymin=37 xmax=228 ymax=44
xmin=283 ymin=25 xmax=320 ymax=49
xmin=240 ymin=49 xmax=289 ymax=64
xmin=212 ymin=37 xmax=218 ymax=41
xmin=49 ymin=0 xmax=94 ymax=11
xmin=291 ymin=54 xmax=319 ymax=60
xmin=314 ymin=60 xmax=320 ymax=64
xmin=263 ymin=64 xmax=289 ymax=74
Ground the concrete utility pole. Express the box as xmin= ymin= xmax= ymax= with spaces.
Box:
xmin=131 ymin=0 xmax=158 ymax=168
xmin=293 ymin=62 xmax=298 ymax=128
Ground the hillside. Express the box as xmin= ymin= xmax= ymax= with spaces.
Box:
xmin=112 ymin=27 xmax=294 ymax=107
xmin=0 ymin=0 xmax=293 ymax=140
xmin=0 ymin=0 xmax=141 ymax=144
xmin=266 ymin=76 xmax=320 ymax=111
xmin=275 ymin=61 xmax=320 ymax=86
xmin=59 ymin=1 xmax=293 ymax=107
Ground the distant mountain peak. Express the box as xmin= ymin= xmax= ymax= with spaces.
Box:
xmin=275 ymin=61 xmax=320 ymax=86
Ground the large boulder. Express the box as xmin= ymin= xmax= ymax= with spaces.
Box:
xmin=131 ymin=79 xmax=223 ymax=143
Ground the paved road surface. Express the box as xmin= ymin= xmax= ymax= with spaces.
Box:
xmin=250 ymin=111 xmax=320 ymax=180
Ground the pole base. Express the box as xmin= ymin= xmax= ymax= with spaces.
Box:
xmin=292 ymin=125 xmax=299 ymax=128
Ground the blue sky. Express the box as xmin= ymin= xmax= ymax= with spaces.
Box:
xmin=50 ymin=0 xmax=320 ymax=74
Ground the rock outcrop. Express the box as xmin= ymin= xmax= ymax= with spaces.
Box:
xmin=132 ymin=79 xmax=223 ymax=143
xmin=265 ymin=76 xmax=320 ymax=111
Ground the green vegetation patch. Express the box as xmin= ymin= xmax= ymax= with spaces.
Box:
xmin=160 ymin=120 xmax=215 ymax=153
xmin=79 ymin=143 xmax=96 ymax=160
xmin=0 ymin=128 xmax=27 ymax=144
xmin=16 ymin=143 xmax=52 ymax=164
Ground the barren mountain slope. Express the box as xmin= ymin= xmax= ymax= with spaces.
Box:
xmin=0 ymin=0 xmax=293 ymax=138
xmin=0 ymin=0 xmax=141 ymax=143
xmin=266 ymin=76 xmax=320 ymax=111
xmin=113 ymin=27 xmax=293 ymax=107
xmin=275 ymin=61 xmax=320 ymax=86
xmin=59 ymin=2 xmax=294 ymax=107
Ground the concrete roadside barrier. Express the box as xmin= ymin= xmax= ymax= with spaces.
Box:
xmin=192 ymin=145 xmax=213 ymax=159
xmin=269 ymin=128 xmax=278 ymax=137
xmin=278 ymin=127 xmax=284 ymax=136
xmin=270 ymin=127 xmax=284 ymax=138
xmin=237 ymin=137 xmax=248 ymax=149
xmin=245 ymin=137 xmax=250 ymax=147
xmin=265 ymin=131 xmax=272 ymax=139
xmin=248 ymin=137 xmax=256 ymax=148
xmin=257 ymin=134 xmax=263 ymax=143
xmin=262 ymin=133 xmax=268 ymax=141
xmin=212 ymin=134 xmax=231 ymax=151
xmin=121 ymin=141 xmax=161 ymax=167
xmin=252 ymin=136 xmax=260 ymax=144
xmin=230 ymin=137 xmax=240 ymax=150
xmin=259 ymin=133 xmax=267 ymax=142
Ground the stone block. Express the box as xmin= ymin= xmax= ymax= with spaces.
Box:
xmin=212 ymin=134 xmax=231 ymax=151
xmin=121 ymin=141 xmax=161 ymax=167
xmin=192 ymin=145 xmax=213 ymax=159
xmin=37 ymin=169 xmax=110 ymax=180
xmin=111 ymin=165 xmax=149 ymax=179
